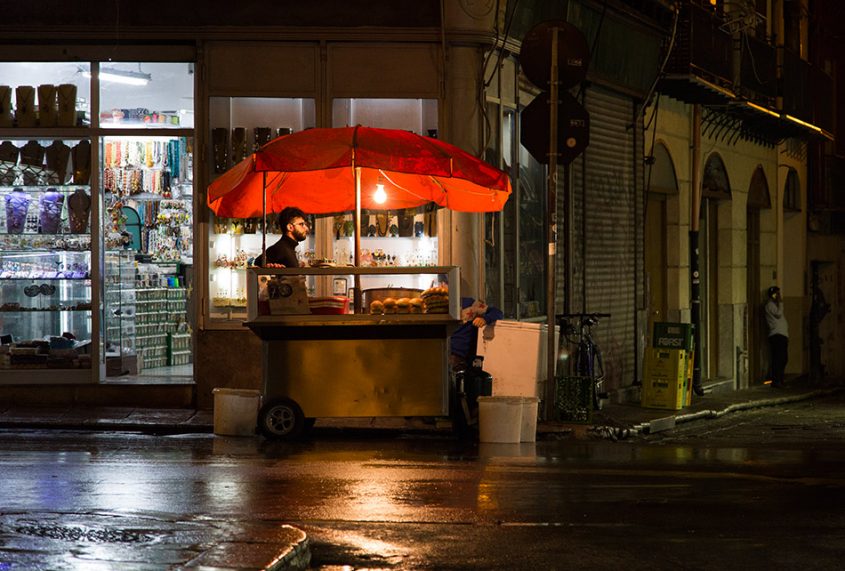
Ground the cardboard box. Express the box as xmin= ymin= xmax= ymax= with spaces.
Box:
xmin=106 ymin=354 xmax=138 ymax=376
xmin=642 ymin=348 xmax=687 ymax=410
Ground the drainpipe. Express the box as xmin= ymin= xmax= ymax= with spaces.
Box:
xmin=690 ymin=104 xmax=704 ymax=396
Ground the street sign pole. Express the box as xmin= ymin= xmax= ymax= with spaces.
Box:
xmin=545 ymin=26 xmax=560 ymax=422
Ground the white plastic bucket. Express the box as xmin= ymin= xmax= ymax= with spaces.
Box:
xmin=520 ymin=397 xmax=540 ymax=442
xmin=212 ymin=388 xmax=261 ymax=436
xmin=477 ymin=396 xmax=523 ymax=443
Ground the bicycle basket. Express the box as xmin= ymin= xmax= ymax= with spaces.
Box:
xmin=554 ymin=375 xmax=594 ymax=423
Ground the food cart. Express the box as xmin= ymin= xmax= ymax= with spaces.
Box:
xmin=206 ymin=126 xmax=511 ymax=439
xmin=244 ymin=265 xmax=460 ymax=438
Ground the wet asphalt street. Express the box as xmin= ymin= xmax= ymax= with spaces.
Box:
xmin=1 ymin=393 xmax=844 ymax=570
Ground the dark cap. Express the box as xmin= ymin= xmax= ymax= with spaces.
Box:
xmin=767 ymin=286 xmax=780 ymax=297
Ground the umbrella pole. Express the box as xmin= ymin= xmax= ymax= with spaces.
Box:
xmin=261 ymin=171 xmax=267 ymax=265
xmin=353 ymin=166 xmax=362 ymax=313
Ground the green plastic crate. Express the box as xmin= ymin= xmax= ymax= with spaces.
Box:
xmin=554 ymin=375 xmax=594 ymax=423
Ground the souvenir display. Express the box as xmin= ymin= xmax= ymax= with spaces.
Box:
xmin=56 ymin=83 xmax=77 ymax=127
xmin=71 ymin=140 xmax=91 ymax=185
xmin=253 ymin=127 xmax=271 ymax=150
xmin=19 ymin=140 xmax=45 ymax=185
xmin=38 ymin=189 xmax=64 ymax=234
xmin=0 ymin=140 xmax=18 ymax=185
xmin=212 ymin=128 xmax=228 ymax=173
xmin=4 ymin=188 xmax=30 ymax=233
xmin=37 ymin=84 xmax=58 ymax=127
xmin=14 ymin=85 xmax=36 ymax=127
xmin=45 ymin=140 xmax=70 ymax=185
xmin=231 ymin=127 xmax=247 ymax=163
xmin=67 ymin=188 xmax=91 ymax=233
xmin=0 ymin=85 xmax=11 ymax=127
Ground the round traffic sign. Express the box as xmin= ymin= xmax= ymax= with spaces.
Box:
xmin=520 ymin=20 xmax=590 ymax=89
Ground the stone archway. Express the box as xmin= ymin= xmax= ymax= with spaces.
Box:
xmin=700 ymin=153 xmax=731 ymax=381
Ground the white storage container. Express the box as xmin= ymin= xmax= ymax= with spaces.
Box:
xmin=476 ymin=321 xmax=559 ymax=397
xmin=212 ymin=388 xmax=261 ymax=436
xmin=477 ymin=396 xmax=523 ymax=443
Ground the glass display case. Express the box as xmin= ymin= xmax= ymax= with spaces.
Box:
xmin=207 ymin=96 xmax=316 ymax=322
xmin=0 ymin=137 xmax=94 ymax=380
xmin=104 ymin=249 xmax=137 ymax=375
xmin=209 ymin=219 xmax=316 ymax=321
xmin=247 ymin=266 xmax=458 ymax=321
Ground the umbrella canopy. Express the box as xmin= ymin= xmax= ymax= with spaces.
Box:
xmin=207 ymin=126 xmax=511 ymax=217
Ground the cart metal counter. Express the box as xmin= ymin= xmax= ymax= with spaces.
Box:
xmin=244 ymin=266 xmax=460 ymax=438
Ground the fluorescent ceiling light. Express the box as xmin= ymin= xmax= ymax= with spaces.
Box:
xmin=81 ymin=67 xmax=151 ymax=86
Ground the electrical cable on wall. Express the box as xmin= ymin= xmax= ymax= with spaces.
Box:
xmin=635 ymin=1 xmax=681 ymax=126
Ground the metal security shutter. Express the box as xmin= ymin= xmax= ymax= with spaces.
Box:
xmin=560 ymin=85 xmax=642 ymax=391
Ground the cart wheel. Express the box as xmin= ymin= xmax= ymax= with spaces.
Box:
xmin=258 ymin=398 xmax=305 ymax=440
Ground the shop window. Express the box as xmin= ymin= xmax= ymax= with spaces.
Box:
xmin=0 ymin=62 xmax=91 ymax=127
xmin=98 ymin=60 xmax=196 ymax=378
xmin=0 ymin=136 xmax=94 ymax=382
xmin=102 ymin=135 xmax=194 ymax=375
xmin=1 ymin=57 xmax=196 ymax=384
xmin=517 ymin=141 xmax=547 ymax=319
xmin=98 ymin=62 xmax=194 ymax=129
xmin=207 ymin=97 xmax=316 ymax=323
xmin=328 ymin=98 xmax=441 ymax=296
xmin=484 ymin=80 xmax=546 ymax=320
xmin=332 ymin=98 xmax=437 ymax=135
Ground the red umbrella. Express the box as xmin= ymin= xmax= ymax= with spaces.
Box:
xmin=207 ymin=126 xmax=511 ymax=217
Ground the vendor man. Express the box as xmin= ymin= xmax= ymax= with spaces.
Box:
xmin=254 ymin=206 xmax=308 ymax=268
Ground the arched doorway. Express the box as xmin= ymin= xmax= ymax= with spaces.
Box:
xmin=747 ymin=166 xmax=771 ymax=386
xmin=701 ymin=153 xmax=731 ymax=381
xmin=645 ymin=142 xmax=678 ymax=334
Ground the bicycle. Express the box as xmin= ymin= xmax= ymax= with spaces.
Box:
xmin=556 ymin=312 xmax=611 ymax=411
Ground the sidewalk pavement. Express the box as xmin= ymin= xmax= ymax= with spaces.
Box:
xmin=0 ymin=376 xmax=840 ymax=570
xmin=581 ymin=375 xmax=844 ymax=440
xmin=0 ymin=376 xmax=840 ymax=438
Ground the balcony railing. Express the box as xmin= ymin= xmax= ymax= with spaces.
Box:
xmin=781 ymin=48 xmax=834 ymax=138
xmin=739 ymin=34 xmax=777 ymax=106
xmin=665 ymin=2 xmax=733 ymax=86
xmin=659 ymin=1 xmax=734 ymax=104
xmin=781 ymin=48 xmax=811 ymax=124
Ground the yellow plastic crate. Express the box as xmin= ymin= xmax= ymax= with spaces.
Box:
xmin=642 ymin=348 xmax=687 ymax=410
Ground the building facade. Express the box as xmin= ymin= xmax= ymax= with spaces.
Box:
xmin=1 ymin=0 xmax=840 ymax=411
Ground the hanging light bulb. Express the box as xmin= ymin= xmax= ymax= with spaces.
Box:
xmin=373 ymin=175 xmax=387 ymax=204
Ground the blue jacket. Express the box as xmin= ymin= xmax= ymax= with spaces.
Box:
xmin=450 ymin=297 xmax=504 ymax=360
